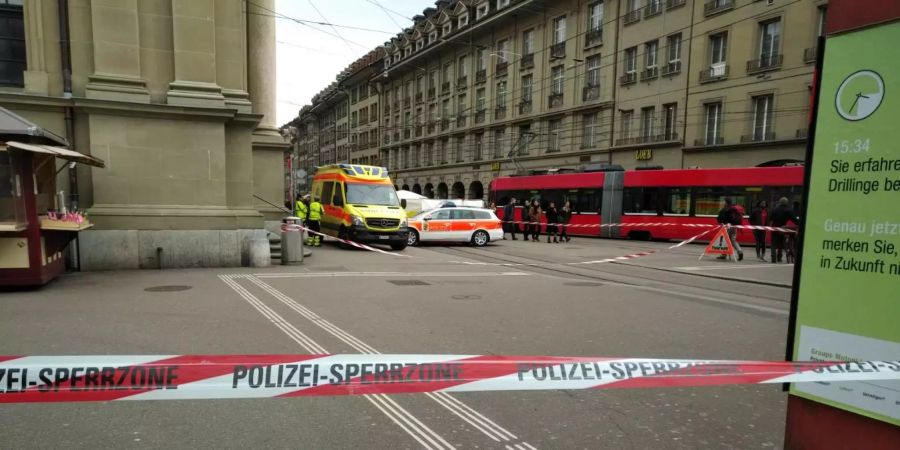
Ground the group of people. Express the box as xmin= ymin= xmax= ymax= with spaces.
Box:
xmin=292 ymin=194 xmax=325 ymax=247
xmin=717 ymin=197 xmax=800 ymax=263
xmin=501 ymin=198 xmax=572 ymax=243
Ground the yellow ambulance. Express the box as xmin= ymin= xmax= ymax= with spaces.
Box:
xmin=310 ymin=164 xmax=409 ymax=250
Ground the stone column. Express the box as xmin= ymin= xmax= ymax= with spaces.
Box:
xmin=247 ymin=0 xmax=289 ymax=220
xmin=85 ymin=0 xmax=150 ymax=102
xmin=166 ymin=0 xmax=225 ymax=107
xmin=215 ymin=0 xmax=252 ymax=112
xmin=22 ymin=0 xmax=62 ymax=96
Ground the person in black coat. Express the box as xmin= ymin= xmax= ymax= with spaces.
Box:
xmin=502 ymin=198 xmax=517 ymax=240
xmin=545 ymin=202 xmax=559 ymax=243
xmin=716 ymin=198 xmax=744 ymax=261
xmin=769 ymin=197 xmax=800 ymax=263
xmin=749 ymin=200 xmax=769 ymax=261
xmin=558 ymin=201 xmax=572 ymax=242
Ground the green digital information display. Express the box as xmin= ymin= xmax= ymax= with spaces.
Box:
xmin=792 ymin=22 xmax=900 ymax=425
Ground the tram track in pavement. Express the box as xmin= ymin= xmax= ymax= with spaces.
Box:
xmin=423 ymin=245 xmax=791 ymax=318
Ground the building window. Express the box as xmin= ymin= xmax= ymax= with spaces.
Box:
xmin=476 ymin=3 xmax=489 ymax=20
xmin=663 ymin=103 xmax=677 ymax=140
xmin=553 ymin=16 xmax=567 ymax=44
xmin=458 ymin=55 xmax=468 ymax=79
xmin=667 ymin=33 xmax=682 ymax=64
xmin=474 ymin=133 xmax=484 ymax=160
xmin=710 ymin=32 xmax=728 ymax=66
xmin=588 ymin=1 xmax=604 ymax=32
xmin=476 ymin=87 xmax=486 ymax=111
xmin=752 ymin=94 xmax=774 ymax=140
xmin=496 ymin=80 xmax=507 ymax=108
xmin=551 ymin=65 xmax=564 ymax=95
xmin=443 ymin=22 xmax=452 ymax=36
xmin=704 ymin=102 xmax=723 ymax=145
xmin=645 ymin=40 xmax=658 ymax=69
xmin=416 ymin=39 xmax=424 ymax=51
xmin=621 ymin=110 xmax=633 ymax=140
xmin=517 ymin=123 xmax=531 ymax=155
xmin=548 ymin=119 xmax=562 ymax=152
xmin=429 ymin=31 xmax=438 ymax=44
xmin=625 ymin=47 xmax=637 ymax=74
xmin=0 ymin=0 xmax=25 ymax=86
xmin=497 ymin=0 xmax=511 ymax=9
xmin=496 ymin=39 xmax=510 ymax=63
xmin=522 ymin=29 xmax=535 ymax=55
xmin=458 ymin=13 xmax=469 ymax=28
xmin=759 ymin=19 xmax=781 ymax=64
xmin=493 ymin=127 xmax=506 ymax=158
xmin=640 ymin=107 xmax=655 ymax=141
xmin=586 ymin=55 xmax=601 ymax=87
xmin=582 ymin=113 xmax=599 ymax=148
xmin=455 ymin=136 xmax=465 ymax=162
xmin=476 ymin=47 xmax=487 ymax=71
xmin=521 ymin=74 xmax=533 ymax=103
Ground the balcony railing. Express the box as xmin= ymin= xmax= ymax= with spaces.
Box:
xmin=694 ymin=136 xmax=725 ymax=146
xmin=585 ymin=27 xmax=603 ymax=47
xmin=741 ymin=131 xmax=776 ymax=143
xmin=415 ymin=92 xmax=423 ymax=103
xmin=804 ymin=47 xmax=817 ymax=63
xmin=583 ymin=85 xmax=600 ymax=101
xmin=475 ymin=69 xmax=486 ymax=84
xmin=550 ymin=42 xmax=566 ymax=59
xmin=427 ymin=87 xmax=436 ymax=100
xmin=641 ymin=67 xmax=659 ymax=81
xmin=644 ymin=2 xmax=663 ymax=18
xmin=620 ymin=72 xmax=637 ymax=86
xmin=615 ymin=137 xmax=638 ymax=146
xmin=456 ymin=115 xmax=467 ymax=127
xmin=704 ymin=0 xmax=733 ymax=17
xmin=661 ymin=60 xmax=682 ymax=77
xmin=494 ymin=106 xmax=507 ymax=120
xmin=623 ymin=9 xmax=641 ymax=25
xmin=699 ymin=65 xmax=729 ymax=83
xmin=548 ymin=93 xmax=564 ymax=108
xmin=667 ymin=0 xmax=686 ymax=10
xmin=457 ymin=76 xmax=467 ymax=90
xmin=441 ymin=81 xmax=451 ymax=94
xmin=495 ymin=61 xmax=509 ymax=77
xmin=520 ymin=53 xmax=534 ymax=70
xmin=746 ymin=54 xmax=783 ymax=74
xmin=518 ymin=100 xmax=532 ymax=114
xmin=475 ymin=109 xmax=486 ymax=124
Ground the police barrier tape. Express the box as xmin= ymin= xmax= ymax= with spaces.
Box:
xmin=281 ymin=223 xmax=411 ymax=257
xmin=503 ymin=220 xmax=798 ymax=233
xmin=1 ymin=354 xmax=897 ymax=403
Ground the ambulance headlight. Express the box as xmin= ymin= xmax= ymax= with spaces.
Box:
xmin=399 ymin=218 xmax=407 ymax=227
xmin=350 ymin=215 xmax=366 ymax=227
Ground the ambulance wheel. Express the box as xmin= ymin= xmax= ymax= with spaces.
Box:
xmin=337 ymin=227 xmax=352 ymax=249
xmin=471 ymin=230 xmax=489 ymax=247
xmin=406 ymin=230 xmax=419 ymax=246
xmin=390 ymin=241 xmax=407 ymax=251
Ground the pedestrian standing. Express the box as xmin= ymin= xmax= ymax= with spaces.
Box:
xmin=306 ymin=196 xmax=325 ymax=247
xmin=749 ymin=200 xmax=769 ymax=261
xmin=559 ymin=201 xmax=572 ymax=242
xmin=529 ymin=199 xmax=542 ymax=242
xmin=716 ymin=198 xmax=744 ymax=261
xmin=502 ymin=198 xmax=517 ymax=240
xmin=769 ymin=197 xmax=800 ymax=263
xmin=545 ymin=202 xmax=559 ymax=243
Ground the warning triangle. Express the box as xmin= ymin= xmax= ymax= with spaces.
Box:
xmin=702 ymin=226 xmax=736 ymax=260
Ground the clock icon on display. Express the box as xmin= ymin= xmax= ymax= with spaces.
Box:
xmin=835 ymin=70 xmax=884 ymax=121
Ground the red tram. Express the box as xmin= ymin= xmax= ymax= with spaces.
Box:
xmin=491 ymin=166 xmax=804 ymax=244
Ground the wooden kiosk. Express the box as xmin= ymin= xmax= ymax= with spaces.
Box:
xmin=0 ymin=107 xmax=105 ymax=286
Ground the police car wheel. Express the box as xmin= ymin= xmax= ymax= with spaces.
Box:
xmin=471 ymin=230 xmax=489 ymax=247
xmin=407 ymin=230 xmax=419 ymax=246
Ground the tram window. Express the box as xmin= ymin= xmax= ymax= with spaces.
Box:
xmin=571 ymin=189 xmax=601 ymax=213
xmin=623 ymin=187 xmax=660 ymax=214
xmin=663 ymin=188 xmax=690 ymax=215
xmin=693 ymin=188 xmax=749 ymax=215
xmin=540 ymin=189 xmax=566 ymax=208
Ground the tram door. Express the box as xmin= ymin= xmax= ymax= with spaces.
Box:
xmin=601 ymin=171 xmax=624 ymax=238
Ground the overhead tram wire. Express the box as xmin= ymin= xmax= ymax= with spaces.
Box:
xmin=246 ymin=11 xmax=396 ymax=34
xmin=246 ymin=0 xmax=372 ymax=51
xmin=307 ymin=0 xmax=356 ymax=54
xmin=364 ymin=0 xmax=414 ymax=27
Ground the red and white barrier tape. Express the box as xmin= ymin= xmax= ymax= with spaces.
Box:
xmin=504 ymin=220 xmax=797 ymax=233
xmin=280 ymin=223 xmax=411 ymax=258
xmin=0 ymin=354 xmax=896 ymax=403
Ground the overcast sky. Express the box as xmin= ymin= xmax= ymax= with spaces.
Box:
xmin=275 ymin=0 xmax=429 ymax=125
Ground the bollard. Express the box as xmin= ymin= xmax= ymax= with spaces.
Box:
xmin=248 ymin=238 xmax=271 ymax=268
xmin=281 ymin=227 xmax=304 ymax=265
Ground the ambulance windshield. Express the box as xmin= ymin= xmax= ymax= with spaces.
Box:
xmin=347 ymin=183 xmax=400 ymax=206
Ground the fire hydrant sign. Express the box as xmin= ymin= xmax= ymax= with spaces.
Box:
xmin=791 ymin=22 xmax=900 ymax=425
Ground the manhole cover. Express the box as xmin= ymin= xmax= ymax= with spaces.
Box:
xmin=144 ymin=285 xmax=193 ymax=292
xmin=387 ymin=280 xmax=430 ymax=286
xmin=451 ymin=294 xmax=482 ymax=300
xmin=563 ymin=282 xmax=604 ymax=287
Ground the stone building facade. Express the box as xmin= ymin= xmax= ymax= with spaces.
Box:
xmin=287 ymin=0 xmax=825 ymax=202
xmin=0 ymin=0 xmax=288 ymax=269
